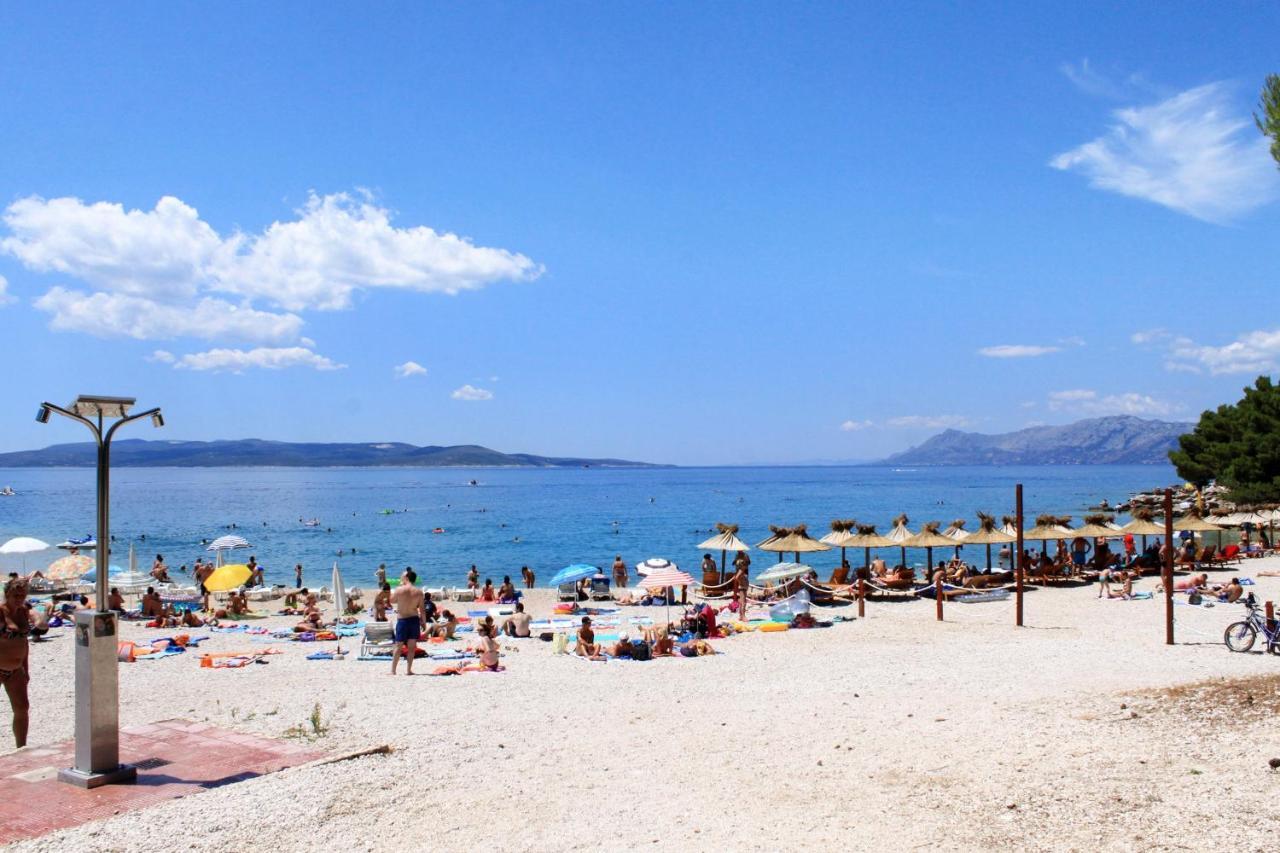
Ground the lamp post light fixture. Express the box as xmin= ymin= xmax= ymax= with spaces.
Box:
xmin=37 ymin=395 xmax=163 ymax=788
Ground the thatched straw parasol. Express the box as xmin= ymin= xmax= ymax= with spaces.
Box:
xmin=886 ymin=514 xmax=913 ymax=567
xmin=1172 ymin=510 xmax=1222 ymax=533
xmin=963 ymin=512 xmax=1015 ymax=569
xmin=844 ymin=523 xmax=894 ymax=572
xmin=697 ymin=522 xmax=750 ymax=583
xmin=1021 ymin=514 xmax=1074 ymax=555
xmin=819 ymin=519 xmax=858 ymax=567
xmin=902 ymin=521 xmax=956 ymax=574
xmin=942 ymin=518 xmax=969 ymax=558
xmin=1073 ymin=513 xmax=1122 ymax=538
xmin=1121 ymin=508 xmax=1165 ymax=536
xmin=756 ymin=524 xmax=831 ymax=563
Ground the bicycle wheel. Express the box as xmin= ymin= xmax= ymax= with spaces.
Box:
xmin=1224 ymin=621 xmax=1256 ymax=652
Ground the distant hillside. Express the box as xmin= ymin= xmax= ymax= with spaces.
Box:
xmin=881 ymin=416 xmax=1192 ymax=465
xmin=0 ymin=438 xmax=666 ymax=469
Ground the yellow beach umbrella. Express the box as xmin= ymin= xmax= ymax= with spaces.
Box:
xmin=204 ymin=563 xmax=251 ymax=593
xmin=45 ymin=553 xmax=94 ymax=582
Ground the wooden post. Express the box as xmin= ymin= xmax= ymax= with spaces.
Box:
xmin=1265 ymin=600 xmax=1275 ymax=633
xmin=1015 ymin=483 xmax=1024 ymax=627
xmin=1163 ymin=488 xmax=1174 ymax=645
xmin=857 ymin=578 xmax=866 ymax=618
xmin=935 ymin=574 xmax=944 ymax=621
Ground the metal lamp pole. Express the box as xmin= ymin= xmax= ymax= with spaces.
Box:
xmin=37 ymin=395 xmax=163 ymax=788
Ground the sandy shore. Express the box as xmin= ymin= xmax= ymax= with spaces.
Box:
xmin=6 ymin=560 xmax=1280 ymax=852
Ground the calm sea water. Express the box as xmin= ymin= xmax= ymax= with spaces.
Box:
xmin=0 ymin=465 xmax=1177 ymax=586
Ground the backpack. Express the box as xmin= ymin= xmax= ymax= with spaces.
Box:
xmin=1187 ymin=591 xmax=1202 ymax=606
xmin=630 ymin=639 xmax=651 ymax=661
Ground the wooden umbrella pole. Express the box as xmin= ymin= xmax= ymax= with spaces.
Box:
xmin=857 ymin=578 xmax=866 ymax=618
xmin=935 ymin=573 xmax=943 ymax=621
xmin=1015 ymin=483 xmax=1024 ymax=627
xmin=1163 ymin=489 xmax=1174 ymax=645
xmin=719 ymin=549 xmax=725 ymax=586
xmin=986 ymin=543 xmax=992 ymax=571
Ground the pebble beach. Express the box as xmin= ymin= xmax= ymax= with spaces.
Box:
xmin=7 ymin=560 xmax=1280 ymax=852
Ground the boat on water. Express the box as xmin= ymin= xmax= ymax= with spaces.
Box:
xmin=56 ymin=534 xmax=96 ymax=550
xmin=0 ymin=486 xmax=14 ymax=496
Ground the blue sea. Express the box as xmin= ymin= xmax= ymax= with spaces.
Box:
xmin=0 ymin=465 xmax=1177 ymax=586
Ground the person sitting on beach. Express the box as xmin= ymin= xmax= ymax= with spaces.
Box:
xmin=428 ymin=610 xmax=458 ymax=640
xmin=228 ymin=591 xmax=249 ymax=616
xmin=521 ymin=565 xmax=535 ymax=589
xmin=27 ymin=601 xmax=52 ymax=641
xmin=466 ymin=565 xmax=480 ymax=589
xmin=471 ymin=622 xmax=502 ymax=670
xmin=294 ymin=610 xmax=324 ymax=632
xmin=1212 ymin=578 xmax=1244 ymax=603
xmin=479 ymin=579 xmax=496 ymax=602
xmin=422 ymin=591 xmax=438 ymax=623
xmin=869 ymin=556 xmax=888 ymax=578
xmin=344 ymin=591 xmax=364 ymax=615
xmin=107 ymin=587 xmax=125 ymax=613
xmin=610 ymin=632 xmax=634 ymax=658
xmin=141 ymin=587 xmax=163 ymax=618
xmin=497 ymin=576 xmax=518 ymax=603
xmin=151 ymin=554 xmax=171 ymax=584
xmin=576 ymin=616 xmax=603 ymax=659
xmin=374 ymin=583 xmax=391 ymax=622
xmin=644 ymin=626 xmax=674 ymax=657
xmin=501 ymin=602 xmax=532 ymax=638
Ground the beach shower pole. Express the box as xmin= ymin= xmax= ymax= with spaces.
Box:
xmin=1013 ymin=484 xmax=1024 ymax=625
xmin=38 ymin=395 xmax=162 ymax=789
xmin=1163 ymin=489 xmax=1174 ymax=645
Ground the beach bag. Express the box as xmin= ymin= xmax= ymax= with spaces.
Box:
xmin=551 ymin=632 xmax=568 ymax=655
xmin=1187 ymin=591 xmax=1202 ymax=605
xmin=116 ymin=641 xmax=136 ymax=663
xmin=630 ymin=640 xmax=651 ymax=661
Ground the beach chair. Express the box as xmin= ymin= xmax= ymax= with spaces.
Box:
xmin=454 ymin=587 xmax=476 ymax=602
xmin=589 ymin=577 xmax=611 ymax=600
xmin=557 ymin=582 xmax=577 ymax=602
xmin=1212 ymin=544 xmax=1242 ymax=565
xmin=827 ymin=566 xmax=850 ymax=586
xmin=359 ymin=622 xmax=394 ymax=658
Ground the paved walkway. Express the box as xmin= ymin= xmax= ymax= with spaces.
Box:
xmin=0 ymin=720 xmax=323 ymax=844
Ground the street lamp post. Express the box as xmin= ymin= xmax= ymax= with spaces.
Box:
xmin=37 ymin=395 xmax=163 ymax=788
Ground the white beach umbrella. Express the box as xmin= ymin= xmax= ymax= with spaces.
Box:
xmin=332 ymin=562 xmax=347 ymax=615
xmin=207 ymin=534 xmax=251 ymax=551
xmin=1 ymin=536 xmax=51 ymax=572
xmin=635 ymin=557 xmax=676 ymax=577
xmin=755 ymin=562 xmax=812 ymax=583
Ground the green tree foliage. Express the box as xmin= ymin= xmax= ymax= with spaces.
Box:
xmin=1170 ymin=376 xmax=1280 ymax=503
xmin=1257 ymin=74 xmax=1280 ymax=169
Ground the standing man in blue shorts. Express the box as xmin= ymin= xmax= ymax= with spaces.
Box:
xmin=389 ymin=568 xmax=426 ymax=676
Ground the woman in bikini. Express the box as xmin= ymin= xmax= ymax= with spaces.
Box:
xmin=1 ymin=578 xmax=31 ymax=748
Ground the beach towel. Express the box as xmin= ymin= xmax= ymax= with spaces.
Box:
xmin=306 ymin=651 xmax=337 ymax=660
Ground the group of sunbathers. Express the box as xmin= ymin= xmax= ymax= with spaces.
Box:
xmin=574 ymin=615 xmax=717 ymax=661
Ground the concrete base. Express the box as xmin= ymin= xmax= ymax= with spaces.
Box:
xmin=57 ymin=763 xmax=137 ymax=789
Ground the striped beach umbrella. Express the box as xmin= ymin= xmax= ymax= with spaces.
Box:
xmin=45 ymin=553 xmax=94 ymax=581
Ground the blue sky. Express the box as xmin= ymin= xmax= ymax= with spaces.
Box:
xmin=1 ymin=2 xmax=1278 ymax=464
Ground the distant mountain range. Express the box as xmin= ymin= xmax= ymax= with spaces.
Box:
xmin=881 ymin=416 xmax=1193 ymax=466
xmin=0 ymin=438 xmax=665 ymax=469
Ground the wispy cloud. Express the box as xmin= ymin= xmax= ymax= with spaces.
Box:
xmin=1131 ymin=328 xmax=1170 ymax=345
xmin=978 ymin=344 xmax=1061 ymax=358
xmin=1050 ymin=82 xmax=1280 ymax=223
xmin=1166 ymin=329 xmax=1280 ymax=375
xmin=885 ymin=415 xmax=971 ymax=430
xmin=172 ymin=347 xmax=346 ymax=373
xmin=1047 ymin=388 xmax=1177 ymax=416
xmin=0 ymin=274 xmax=14 ymax=306
xmin=451 ymin=384 xmax=493 ymax=401
xmin=394 ymin=360 xmax=428 ymax=379
xmin=1059 ymin=59 xmax=1156 ymax=101
xmin=147 ymin=350 xmax=175 ymax=364
xmin=840 ymin=419 xmax=873 ymax=432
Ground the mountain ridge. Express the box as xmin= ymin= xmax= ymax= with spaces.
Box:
xmin=0 ymin=438 xmax=667 ymax=469
xmin=880 ymin=416 xmax=1192 ymax=465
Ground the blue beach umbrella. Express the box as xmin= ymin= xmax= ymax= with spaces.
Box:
xmin=548 ymin=564 xmax=598 ymax=587
xmin=81 ymin=565 xmax=127 ymax=582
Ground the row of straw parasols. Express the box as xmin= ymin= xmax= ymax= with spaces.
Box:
xmin=697 ymin=508 xmax=1232 ymax=579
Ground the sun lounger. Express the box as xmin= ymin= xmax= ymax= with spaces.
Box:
xmin=557 ymin=582 xmax=577 ymax=602
xmin=589 ymin=577 xmax=611 ymax=601
xmin=454 ymin=587 xmax=476 ymax=602
xmin=360 ymin=621 xmax=394 ymax=658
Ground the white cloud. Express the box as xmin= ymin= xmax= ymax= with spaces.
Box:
xmin=1050 ymin=82 xmax=1280 ymax=223
xmin=1059 ymin=59 xmax=1155 ymax=101
xmin=1166 ymin=329 xmax=1280 ymax=375
xmin=450 ymin=384 xmax=493 ymax=401
xmin=885 ymin=415 xmax=971 ymax=430
xmin=0 ymin=274 xmax=12 ymax=306
xmin=173 ymin=347 xmax=346 ymax=373
xmin=1 ymin=192 xmax=542 ymax=365
xmin=1047 ymin=388 xmax=1177 ymax=416
xmin=147 ymin=350 xmax=175 ymax=364
xmin=34 ymin=287 xmax=303 ymax=342
xmin=1131 ymin=328 xmax=1170 ymax=345
xmin=978 ymin=344 xmax=1061 ymax=358
xmin=394 ymin=360 xmax=428 ymax=379
xmin=840 ymin=419 xmax=873 ymax=431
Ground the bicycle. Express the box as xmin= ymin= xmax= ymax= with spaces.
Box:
xmin=1223 ymin=593 xmax=1280 ymax=654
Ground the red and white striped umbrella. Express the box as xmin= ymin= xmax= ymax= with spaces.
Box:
xmin=641 ymin=566 xmax=693 ymax=589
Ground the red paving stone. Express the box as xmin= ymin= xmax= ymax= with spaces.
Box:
xmin=0 ymin=719 xmax=324 ymax=844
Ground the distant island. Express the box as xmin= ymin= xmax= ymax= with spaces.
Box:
xmin=0 ymin=438 xmax=667 ymax=469
xmin=881 ymin=416 xmax=1193 ymax=466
